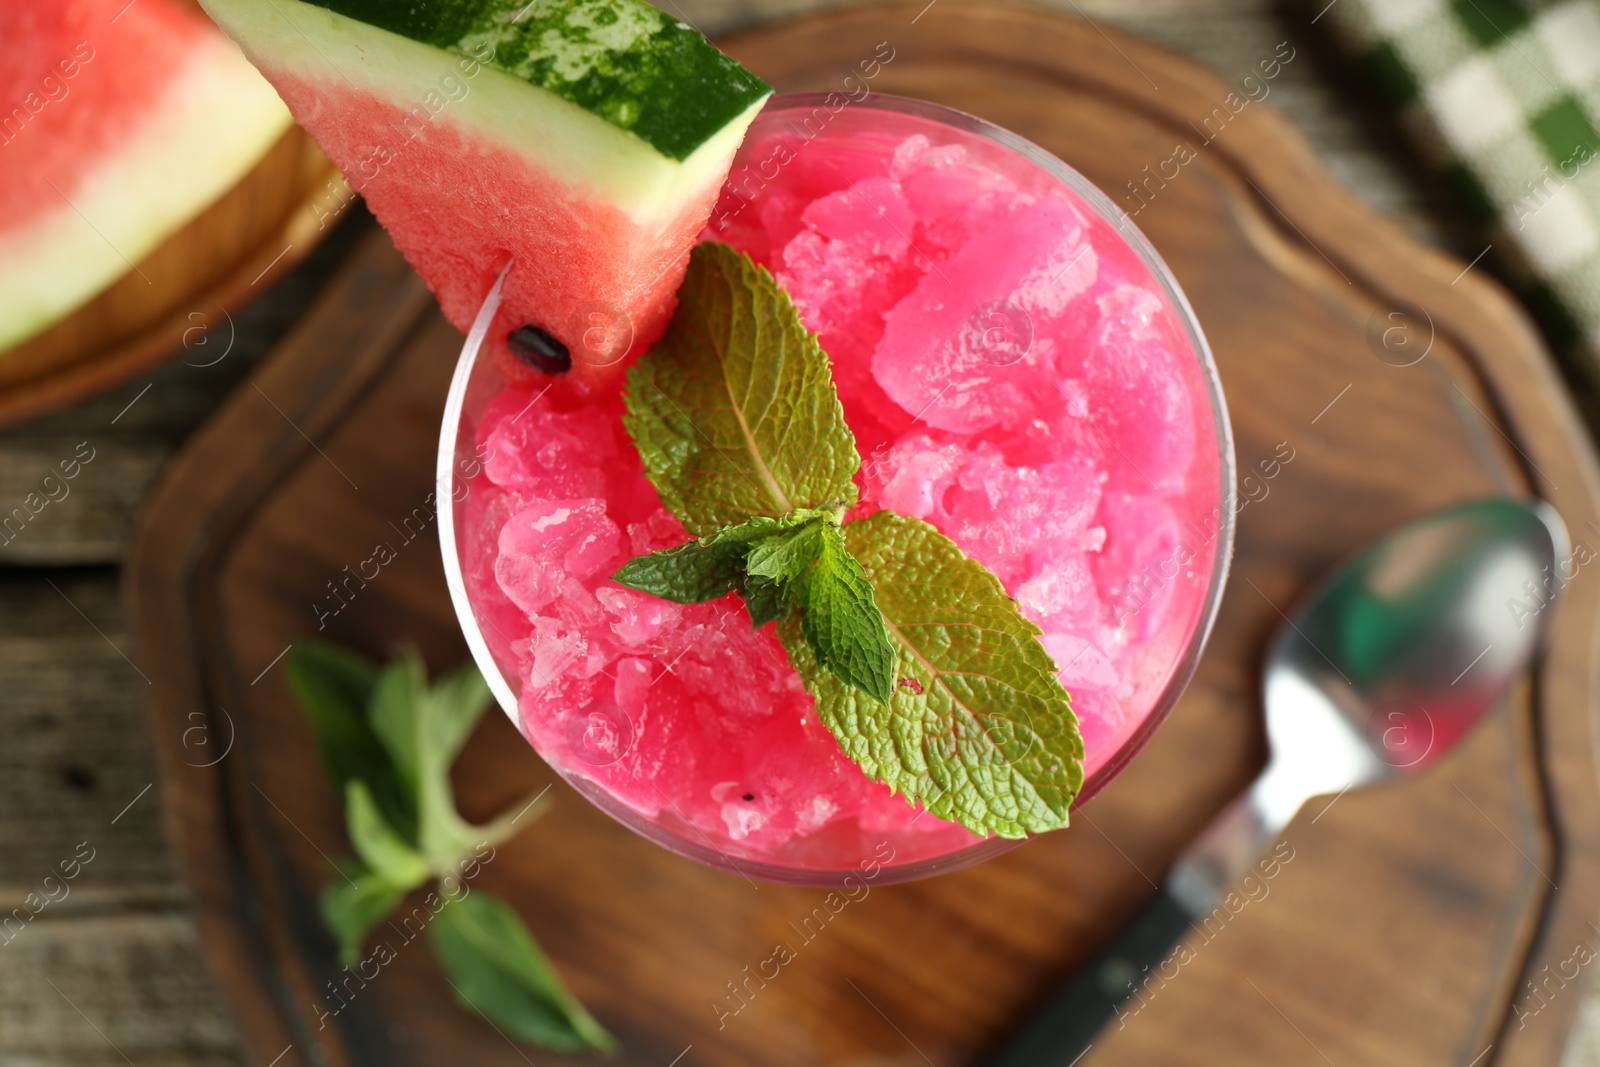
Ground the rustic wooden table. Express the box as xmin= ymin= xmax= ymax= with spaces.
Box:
xmin=3 ymin=1 xmax=1589 ymax=1064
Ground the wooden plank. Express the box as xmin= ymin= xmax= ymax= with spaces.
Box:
xmin=0 ymin=441 xmax=168 ymax=564
xmin=0 ymin=573 xmax=239 ymax=1067
xmin=0 ymin=913 xmax=247 ymax=1067
xmin=0 ymin=570 xmax=175 ymax=891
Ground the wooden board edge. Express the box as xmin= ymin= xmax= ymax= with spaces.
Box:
xmin=0 ymin=129 xmax=343 ymax=429
xmin=125 ymin=231 xmax=434 ymax=1067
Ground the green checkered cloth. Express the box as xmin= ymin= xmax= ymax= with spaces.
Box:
xmin=1319 ymin=0 xmax=1600 ymax=388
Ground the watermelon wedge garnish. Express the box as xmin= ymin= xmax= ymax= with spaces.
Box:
xmin=0 ymin=0 xmax=291 ymax=352
xmin=198 ymin=0 xmax=772 ymax=393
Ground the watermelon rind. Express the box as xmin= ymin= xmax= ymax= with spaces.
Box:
xmin=301 ymin=0 xmax=770 ymax=162
xmin=200 ymin=0 xmax=771 ymax=226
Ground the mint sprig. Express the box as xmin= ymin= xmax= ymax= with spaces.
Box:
xmin=614 ymin=242 xmax=1084 ymax=837
xmin=285 ymin=642 xmax=616 ymax=1054
xmin=614 ymin=506 xmax=895 ymax=702
xmin=613 ymin=511 xmax=816 ymax=603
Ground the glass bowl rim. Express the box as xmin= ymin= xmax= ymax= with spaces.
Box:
xmin=437 ymin=90 xmax=1237 ymax=886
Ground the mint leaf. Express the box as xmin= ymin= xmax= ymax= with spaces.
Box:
xmin=367 ymin=652 xmax=426 ymax=801
xmin=426 ymin=659 xmax=496 ymax=767
xmin=613 ymin=538 xmax=747 ymax=602
xmin=345 ymin=780 xmax=429 ymax=889
xmin=796 ymin=524 xmax=895 ymax=704
xmin=623 ymin=242 xmax=859 ymax=535
xmin=744 ymin=515 xmax=827 ymax=584
xmin=320 ymin=858 xmax=408 ymax=967
xmin=369 ymin=651 xmax=493 ymax=864
xmin=616 ymin=506 xmax=895 ymax=705
xmin=431 ymin=892 xmax=618 ymax=1054
xmin=782 ymin=511 xmax=1084 ymax=838
xmin=613 ymin=512 xmax=808 ymax=603
xmin=287 ymin=641 xmax=415 ymax=841
xmin=743 ymin=574 xmax=789 ymax=629
xmin=738 ymin=514 xmax=893 ymax=703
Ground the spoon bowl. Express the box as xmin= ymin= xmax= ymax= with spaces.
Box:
xmin=1172 ymin=497 xmax=1567 ymax=913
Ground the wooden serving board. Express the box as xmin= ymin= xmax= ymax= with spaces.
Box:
xmin=128 ymin=4 xmax=1600 ymax=1065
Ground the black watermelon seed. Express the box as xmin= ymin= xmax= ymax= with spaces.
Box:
xmin=507 ymin=324 xmax=571 ymax=374
xmin=742 ymin=793 xmax=755 ymax=802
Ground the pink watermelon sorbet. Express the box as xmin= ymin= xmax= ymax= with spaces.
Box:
xmin=454 ymin=99 xmax=1227 ymax=878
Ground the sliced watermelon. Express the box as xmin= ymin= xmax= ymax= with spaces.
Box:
xmin=0 ymin=0 xmax=292 ymax=352
xmin=198 ymin=0 xmax=772 ymax=394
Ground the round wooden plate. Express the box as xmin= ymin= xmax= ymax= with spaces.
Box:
xmin=0 ymin=122 xmax=341 ymax=428
xmin=128 ymin=4 xmax=1600 ymax=1066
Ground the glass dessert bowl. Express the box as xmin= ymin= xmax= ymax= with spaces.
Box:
xmin=440 ymin=93 xmax=1235 ymax=886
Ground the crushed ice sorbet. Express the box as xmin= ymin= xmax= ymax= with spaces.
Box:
xmin=461 ymin=105 xmax=1221 ymax=871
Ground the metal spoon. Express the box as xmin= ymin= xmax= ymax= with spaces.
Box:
xmin=991 ymin=498 xmax=1569 ymax=1066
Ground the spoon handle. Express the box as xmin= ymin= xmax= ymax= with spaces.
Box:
xmin=987 ymin=789 xmax=1289 ymax=1066
xmin=984 ymin=886 xmax=1197 ymax=1066
xmin=1167 ymin=789 xmax=1281 ymax=914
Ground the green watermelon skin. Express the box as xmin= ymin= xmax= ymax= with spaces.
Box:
xmin=301 ymin=0 xmax=770 ymax=161
xmin=200 ymin=0 xmax=770 ymax=394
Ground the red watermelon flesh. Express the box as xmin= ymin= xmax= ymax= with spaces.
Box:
xmin=268 ymin=73 xmax=716 ymax=394
xmin=1 ymin=1 xmax=198 ymax=220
